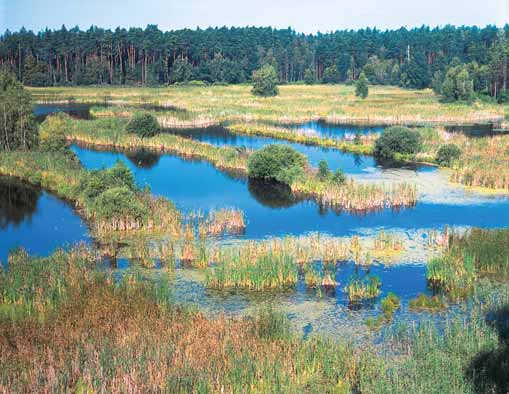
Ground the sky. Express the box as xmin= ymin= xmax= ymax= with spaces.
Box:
xmin=1 ymin=0 xmax=507 ymax=34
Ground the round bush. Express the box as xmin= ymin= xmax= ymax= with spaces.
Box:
xmin=91 ymin=186 xmax=148 ymax=222
xmin=247 ymin=144 xmax=307 ymax=185
xmin=436 ymin=144 xmax=462 ymax=166
xmin=374 ymin=126 xmax=422 ymax=160
xmin=126 ymin=112 xmax=160 ymax=138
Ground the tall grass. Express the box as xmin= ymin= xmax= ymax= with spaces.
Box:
xmin=2 ymin=247 xmax=509 ymax=393
xmin=426 ymin=228 xmax=509 ymax=299
xmin=30 ymin=84 xmax=504 ymax=126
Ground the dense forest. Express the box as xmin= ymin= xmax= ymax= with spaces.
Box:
xmin=1 ymin=24 xmax=508 ymax=99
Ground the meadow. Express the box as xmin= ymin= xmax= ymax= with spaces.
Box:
xmin=30 ymin=84 xmax=504 ymax=126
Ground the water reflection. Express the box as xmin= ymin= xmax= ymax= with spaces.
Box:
xmin=0 ymin=177 xmax=41 ymax=229
xmin=125 ymin=149 xmax=161 ymax=169
xmin=247 ymin=179 xmax=299 ymax=208
xmin=0 ymin=176 xmax=90 ymax=263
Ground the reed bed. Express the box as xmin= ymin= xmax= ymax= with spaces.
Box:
xmin=449 ymin=134 xmax=509 ymax=190
xmin=198 ymin=208 xmax=246 ymax=237
xmin=3 ymin=246 xmax=509 ymax=393
xmin=292 ymin=176 xmax=417 ymax=211
xmin=227 ymin=122 xmax=375 ymax=154
xmin=426 ymin=228 xmax=509 ymax=299
xmin=30 ymin=84 xmax=504 ymax=126
xmin=204 ymin=232 xmax=406 ymax=290
xmin=68 ymin=117 xmax=249 ymax=174
xmin=345 ymin=275 xmax=381 ymax=302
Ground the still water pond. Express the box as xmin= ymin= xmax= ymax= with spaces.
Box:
xmin=0 ymin=176 xmax=89 ymax=264
xmin=72 ymin=144 xmax=509 ymax=240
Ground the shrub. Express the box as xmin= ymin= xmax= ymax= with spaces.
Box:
xmin=247 ymin=145 xmax=307 ymax=185
xmin=91 ymin=186 xmax=148 ymax=222
xmin=355 ymin=72 xmax=369 ymax=99
xmin=126 ymin=112 xmax=160 ymax=138
xmin=374 ymin=126 xmax=421 ymax=160
xmin=251 ymin=65 xmax=279 ymax=97
xmin=317 ymin=160 xmax=331 ymax=180
xmin=436 ymin=144 xmax=462 ymax=166
xmin=78 ymin=160 xmax=136 ymax=202
xmin=39 ymin=112 xmax=70 ymax=151
xmin=332 ymin=169 xmax=347 ymax=185
xmin=303 ymin=68 xmax=315 ymax=85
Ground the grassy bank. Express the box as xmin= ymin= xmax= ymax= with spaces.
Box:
xmin=0 ymin=150 xmax=181 ymax=240
xmin=1 ymin=246 xmax=509 ymax=393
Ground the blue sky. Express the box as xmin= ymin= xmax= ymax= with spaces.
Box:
xmin=1 ymin=0 xmax=507 ymax=34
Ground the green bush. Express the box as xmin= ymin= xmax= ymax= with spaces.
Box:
xmin=91 ymin=186 xmax=148 ymax=222
xmin=332 ymin=169 xmax=347 ymax=185
xmin=436 ymin=144 xmax=462 ymax=166
xmin=355 ymin=72 xmax=369 ymax=99
xmin=317 ymin=160 xmax=331 ymax=180
xmin=247 ymin=144 xmax=307 ymax=185
xmin=251 ymin=65 xmax=279 ymax=97
xmin=39 ymin=112 xmax=70 ymax=151
xmin=374 ymin=126 xmax=422 ymax=160
xmin=78 ymin=160 xmax=136 ymax=202
xmin=126 ymin=112 xmax=160 ymax=138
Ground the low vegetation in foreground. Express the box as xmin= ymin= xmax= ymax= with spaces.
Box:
xmin=1 ymin=244 xmax=509 ymax=394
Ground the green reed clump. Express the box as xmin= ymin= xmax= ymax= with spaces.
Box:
xmin=426 ymin=228 xmax=509 ymax=300
xmin=409 ymin=293 xmax=447 ymax=312
xmin=345 ymin=275 xmax=381 ymax=302
xmin=366 ymin=292 xmax=400 ymax=330
xmin=206 ymin=252 xmax=298 ymax=291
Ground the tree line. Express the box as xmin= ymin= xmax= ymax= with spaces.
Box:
xmin=1 ymin=24 xmax=507 ymax=100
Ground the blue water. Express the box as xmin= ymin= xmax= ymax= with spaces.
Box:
xmin=166 ymin=125 xmax=434 ymax=174
xmin=0 ymin=177 xmax=90 ymax=264
xmin=72 ymin=145 xmax=509 ymax=240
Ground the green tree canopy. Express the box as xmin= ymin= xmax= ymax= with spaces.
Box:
xmin=355 ymin=72 xmax=369 ymax=99
xmin=247 ymin=144 xmax=307 ymax=185
xmin=374 ymin=126 xmax=422 ymax=160
xmin=0 ymin=68 xmax=38 ymax=151
xmin=252 ymin=65 xmax=279 ymax=97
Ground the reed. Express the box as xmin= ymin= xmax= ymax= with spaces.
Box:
xmin=426 ymin=228 xmax=509 ymax=299
xmin=3 ymin=246 xmax=509 ymax=393
xmin=227 ymin=122 xmax=375 ymax=155
xmin=206 ymin=252 xmax=298 ymax=291
xmin=345 ymin=275 xmax=381 ymax=302
xmin=408 ymin=294 xmax=447 ymax=312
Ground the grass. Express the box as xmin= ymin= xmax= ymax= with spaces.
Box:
xmin=345 ymin=275 xmax=381 ymax=302
xmin=2 ymin=246 xmax=509 ymax=393
xmin=409 ymin=294 xmax=447 ymax=312
xmin=426 ymin=228 xmax=509 ymax=300
xmin=29 ymin=84 xmax=504 ymax=126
